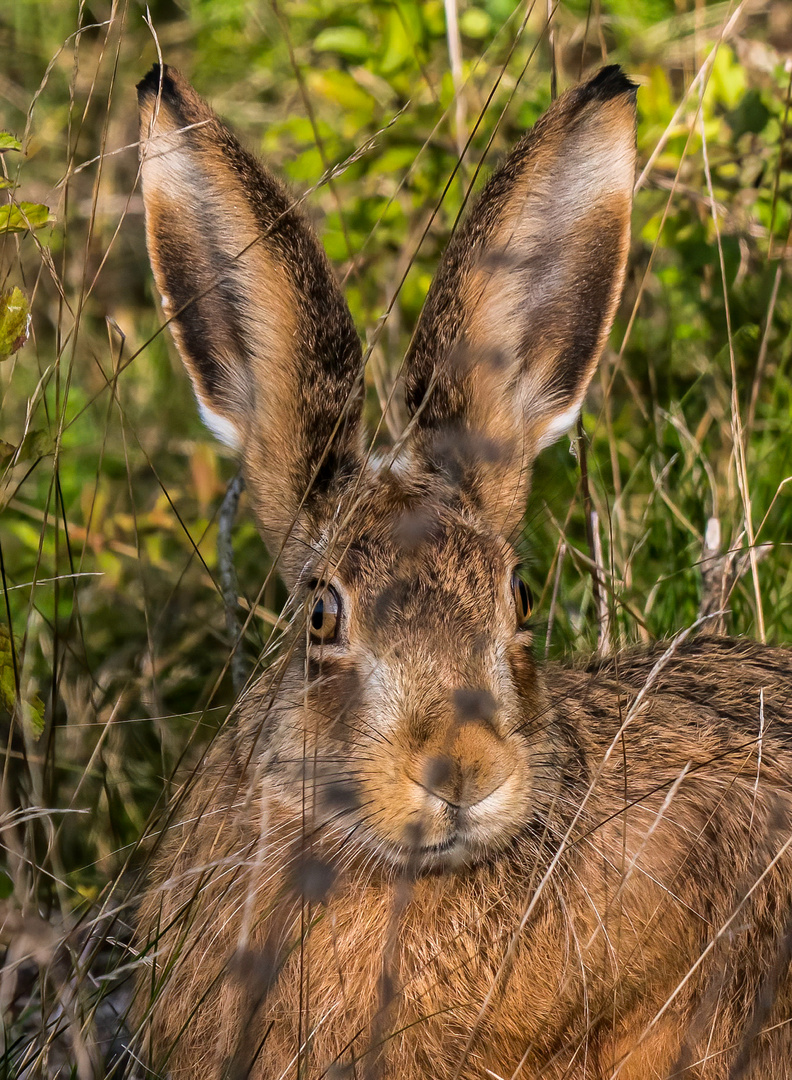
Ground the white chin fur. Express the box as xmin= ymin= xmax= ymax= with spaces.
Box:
xmin=198 ymin=401 xmax=241 ymax=449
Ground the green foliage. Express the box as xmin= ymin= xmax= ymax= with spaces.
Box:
xmin=0 ymin=287 xmax=30 ymax=361
xmin=0 ymin=627 xmax=19 ymax=720
xmin=0 ymin=201 xmax=50 ymax=233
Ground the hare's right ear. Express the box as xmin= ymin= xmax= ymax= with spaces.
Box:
xmin=137 ymin=66 xmax=363 ymax=577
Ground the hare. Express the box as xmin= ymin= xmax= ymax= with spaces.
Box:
xmin=134 ymin=64 xmax=792 ymax=1079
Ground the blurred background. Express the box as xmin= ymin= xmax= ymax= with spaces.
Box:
xmin=0 ymin=0 xmax=791 ymax=1072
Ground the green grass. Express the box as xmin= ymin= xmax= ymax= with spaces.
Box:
xmin=0 ymin=0 xmax=790 ymax=1074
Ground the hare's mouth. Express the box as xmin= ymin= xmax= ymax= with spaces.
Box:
xmin=418 ymin=837 xmax=456 ymax=856
xmin=387 ymin=831 xmax=480 ymax=873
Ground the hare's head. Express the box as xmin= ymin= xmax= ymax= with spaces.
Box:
xmin=138 ymin=66 xmax=636 ymax=872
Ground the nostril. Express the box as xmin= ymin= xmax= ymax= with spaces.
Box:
xmin=415 ymin=696 xmax=508 ymax=810
xmin=419 ymin=752 xmax=509 ymax=811
xmin=422 ymin=754 xmax=460 ymax=807
xmin=424 ymin=754 xmax=453 ymax=791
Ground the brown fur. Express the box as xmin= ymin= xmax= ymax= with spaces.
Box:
xmin=135 ymin=65 xmax=792 ymax=1078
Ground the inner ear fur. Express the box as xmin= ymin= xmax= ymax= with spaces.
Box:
xmin=137 ymin=65 xmax=364 ymax=574
xmin=402 ymin=66 xmax=638 ymax=534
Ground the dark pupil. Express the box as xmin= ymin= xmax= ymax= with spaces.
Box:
xmin=517 ymin=579 xmax=529 ymax=618
xmin=311 ymin=599 xmax=325 ymax=630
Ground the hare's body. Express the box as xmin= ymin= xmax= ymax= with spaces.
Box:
xmin=134 ymin=65 xmax=792 ymax=1078
xmin=141 ymin=638 xmax=792 ymax=1078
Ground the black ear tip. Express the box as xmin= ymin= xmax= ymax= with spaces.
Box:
xmin=585 ymin=64 xmax=639 ymax=102
xmin=136 ymin=63 xmax=162 ymax=100
xmin=136 ymin=63 xmax=177 ymax=105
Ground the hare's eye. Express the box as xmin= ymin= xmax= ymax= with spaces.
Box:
xmin=309 ymin=583 xmax=340 ymax=644
xmin=511 ymin=572 xmax=533 ymax=628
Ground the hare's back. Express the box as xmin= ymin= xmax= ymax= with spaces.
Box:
xmin=545 ymin=635 xmax=792 ymax=860
xmin=551 ymin=636 xmax=792 ymax=744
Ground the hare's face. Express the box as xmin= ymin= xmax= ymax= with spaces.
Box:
xmin=262 ymin=478 xmax=558 ymax=871
xmin=138 ymin=66 xmax=636 ymax=867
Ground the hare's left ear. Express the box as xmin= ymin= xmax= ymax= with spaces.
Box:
xmin=402 ymin=66 xmax=637 ymax=534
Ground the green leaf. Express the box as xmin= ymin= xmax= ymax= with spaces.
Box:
xmin=307 ymin=70 xmax=373 ymax=114
xmin=0 ymin=201 xmax=50 ymax=233
xmin=727 ymin=89 xmax=771 ymax=138
xmin=0 ymin=627 xmax=15 ymax=715
xmin=22 ymin=695 xmax=46 ymax=740
xmin=314 ymin=26 xmax=370 ymax=61
xmin=0 ymin=627 xmax=44 ymax=742
xmin=460 ymin=8 xmax=492 ymax=39
xmin=0 ymin=429 xmax=54 ymax=473
xmin=380 ymin=7 xmax=413 ymax=75
xmin=19 ymin=428 xmax=55 ymax=461
xmin=371 ymin=145 xmax=420 ymax=175
xmin=0 ymin=286 xmax=31 ymax=362
xmin=707 ymin=45 xmax=746 ymax=111
xmin=0 ymin=133 xmax=21 ymax=153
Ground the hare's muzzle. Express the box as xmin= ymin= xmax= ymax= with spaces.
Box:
xmin=420 ymin=721 xmax=513 ymax=812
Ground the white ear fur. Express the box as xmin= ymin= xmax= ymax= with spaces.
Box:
xmin=198 ymin=401 xmax=241 ymax=449
xmin=535 ymin=399 xmax=584 ymax=451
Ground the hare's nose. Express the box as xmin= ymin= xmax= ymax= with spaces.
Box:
xmin=421 ymin=722 xmax=511 ymax=810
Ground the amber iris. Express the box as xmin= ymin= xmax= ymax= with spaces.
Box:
xmin=512 ymin=572 xmax=533 ymax=628
xmin=309 ymin=583 xmax=340 ymax=644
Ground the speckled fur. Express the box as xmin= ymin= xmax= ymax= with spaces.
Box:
xmin=135 ymin=65 xmax=792 ymax=1079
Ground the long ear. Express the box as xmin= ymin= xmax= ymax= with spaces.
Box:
xmin=137 ymin=65 xmax=364 ymax=577
xmin=402 ymin=66 xmax=637 ymax=535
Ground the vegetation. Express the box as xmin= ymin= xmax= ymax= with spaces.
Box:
xmin=0 ymin=0 xmax=790 ymax=1074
